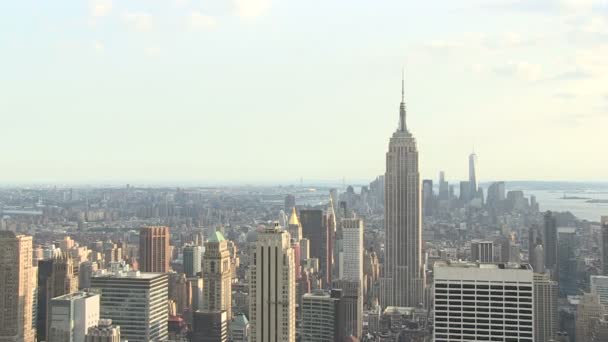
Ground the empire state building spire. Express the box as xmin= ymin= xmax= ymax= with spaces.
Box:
xmin=399 ymin=70 xmax=407 ymax=132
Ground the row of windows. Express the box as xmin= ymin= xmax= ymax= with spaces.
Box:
xmin=435 ymin=317 xmax=532 ymax=325
xmin=435 ymin=283 xmax=532 ymax=291
xmin=436 ymin=323 xmax=533 ymax=330
xmin=436 ymin=335 xmax=532 ymax=342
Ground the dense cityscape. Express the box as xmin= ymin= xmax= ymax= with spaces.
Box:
xmin=2 ymin=82 xmax=607 ymax=342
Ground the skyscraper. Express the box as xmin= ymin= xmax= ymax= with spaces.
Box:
xmin=543 ymin=212 xmax=558 ymax=280
xmin=301 ymin=289 xmax=345 ymax=342
xmin=602 ymin=216 xmax=608 ymax=276
xmin=433 ymin=261 xmax=534 ymax=342
xmin=591 ymin=275 xmax=608 ymax=309
xmin=183 ymin=244 xmax=202 ymax=277
xmin=191 ymin=310 xmax=228 ymax=342
xmin=0 ymin=231 xmax=35 ymax=342
xmin=381 ymin=75 xmax=425 ymax=308
xmin=202 ymin=231 xmax=232 ymax=319
xmin=331 ymin=279 xmax=362 ymax=339
xmin=300 ymin=209 xmax=329 ymax=284
xmin=486 ymin=181 xmax=506 ymax=208
xmin=438 ymin=171 xmax=449 ymax=200
xmin=422 ymin=179 xmax=434 ymax=216
xmin=91 ymin=263 xmax=168 ymax=342
xmin=45 ymin=252 xmax=80 ymax=338
xmin=341 ymin=218 xmax=363 ymax=282
xmin=575 ymin=293 xmax=605 ymax=342
xmin=249 ymin=223 xmax=296 ymax=342
xmin=470 ymin=240 xmax=494 ymax=263
xmin=48 ymin=291 xmax=100 ymax=342
xmin=534 ymin=273 xmax=558 ymax=342
xmin=139 ymin=226 xmax=170 ymax=273
xmin=468 ymin=152 xmax=478 ymax=198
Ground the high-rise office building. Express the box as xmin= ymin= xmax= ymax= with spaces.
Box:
xmin=422 ymin=179 xmax=434 ymax=216
xmin=183 ymin=244 xmax=202 ymax=277
xmin=591 ymin=275 xmax=608 ymax=309
xmin=433 ymin=261 xmax=534 ymax=342
xmin=381 ymin=77 xmax=425 ymax=308
xmin=325 ymin=199 xmax=336 ymax=286
xmin=341 ymin=218 xmax=363 ymax=282
xmin=45 ymin=252 xmax=80 ymax=338
xmin=602 ymin=216 xmax=608 ymax=276
xmin=543 ymin=212 xmax=558 ymax=280
xmin=438 ymin=171 xmax=449 ymax=200
xmin=470 ymin=240 xmax=494 ymax=263
xmin=48 ymin=291 xmax=100 ymax=342
xmin=202 ymin=231 xmax=232 ymax=319
xmin=300 ymin=209 xmax=329 ymax=285
xmin=558 ymin=227 xmax=577 ymax=295
xmin=85 ymin=319 xmax=121 ymax=342
xmin=91 ymin=263 xmax=168 ymax=342
xmin=486 ymin=181 xmax=506 ymax=208
xmin=191 ymin=310 xmax=228 ymax=342
xmin=534 ymin=273 xmax=558 ymax=342
xmin=459 ymin=181 xmax=471 ymax=202
xmin=139 ymin=226 xmax=170 ymax=273
xmin=301 ymin=289 xmax=345 ymax=342
xmin=332 ymin=279 xmax=362 ymax=339
xmin=0 ymin=231 xmax=35 ymax=342
xmin=249 ymin=223 xmax=296 ymax=342
xmin=575 ymin=293 xmax=606 ymax=342
xmin=468 ymin=152 xmax=478 ymax=198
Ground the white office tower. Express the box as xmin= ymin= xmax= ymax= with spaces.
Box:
xmin=470 ymin=240 xmax=494 ymax=263
xmin=48 ymin=291 xmax=100 ymax=342
xmin=91 ymin=262 xmax=168 ymax=342
xmin=591 ymin=275 xmax=608 ymax=309
xmin=301 ymin=290 xmax=342 ymax=342
xmin=341 ymin=218 xmax=363 ymax=282
xmin=249 ymin=223 xmax=296 ymax=342
xmin=85 ymin=319 xmax=121 ymax=342
xmin=433 ymin=261 xmax=534 ymax=342
xmin=534 ymin=273 xmax=558 ymax=342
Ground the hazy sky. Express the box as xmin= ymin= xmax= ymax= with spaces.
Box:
xmin=1 ymin=0 xmax=607 ymax=185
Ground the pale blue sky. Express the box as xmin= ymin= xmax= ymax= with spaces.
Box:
xmin=1 ymin=0 xmax=607 ymax=184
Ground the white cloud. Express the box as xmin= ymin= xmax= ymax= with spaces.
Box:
xmin=189 ymin=11 xmax=217 ymax=30
xmin=494 ymin=62 xmax=542 ymax=82
xmin=175 ymin=0 xmax=190 ymax=7
xmin=91 ymin=0 xmax=113 ymax=17
xmin=93 ymin=41 xmax=104 ymax=53
xmin=145 ymin=46 xmax=161 ymax=56
xmin=234 ymin=0 xmax=272 ymax=18
xmin=123 ymin=12 xmax=154 ymax=32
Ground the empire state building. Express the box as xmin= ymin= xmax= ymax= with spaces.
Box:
xmin=380 ymin=76 xmax=425 ymax=308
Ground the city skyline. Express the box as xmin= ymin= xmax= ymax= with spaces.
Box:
xmin=2 ymin=0 xmax=608 ymax=183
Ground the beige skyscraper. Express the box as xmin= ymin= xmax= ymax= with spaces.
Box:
xmin=46 ymin=252 xmax=80 ymax=338
xmin=381 ymin=76 xmax=425 ymax=308
xmin=534 ymin=273 xmax=558 ymax=342
xmin=0 ymin=231 xmax=35 ymax=342
xmin=249 ymin=223 xmax=296 ymax=342
xmin=576 ymin=293 xmax=606 ymax=342
xmin=202 ymin=231 xmax=232 ymax=319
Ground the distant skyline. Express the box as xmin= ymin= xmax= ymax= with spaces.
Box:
xmin=1 ymin=0 xmax=607 ymax=183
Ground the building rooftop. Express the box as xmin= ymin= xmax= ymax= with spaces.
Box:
xmin=208 ymin=230 xmax=225 ymax=243
xmin=288 ymin=207 xmax=300 ymax=226
xmin=51 ymin=291 xmax=99 ymax=301
xmin=434 ymin=260 xmax=532 ymax=270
